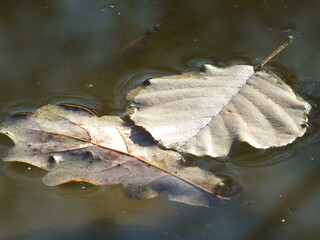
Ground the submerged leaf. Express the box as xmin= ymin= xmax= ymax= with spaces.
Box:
xmin=0 ymin=105 xmax=226 ymax=207
xmin=126 ymin=64 xmax=310 ymax=157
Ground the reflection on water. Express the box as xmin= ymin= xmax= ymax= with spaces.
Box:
xmin=0 ymin=93 xmax=104 ymax=116
xmin=0 ymin=0 xmax=320 ymax=239
xmin=230 ymin=144 xmax=296 ymax=168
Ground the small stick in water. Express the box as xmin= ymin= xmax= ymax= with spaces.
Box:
xmin=119 ymin=9 xmax=176 ymax=53
xmin=255 ymin=36 xmax=294 ymax=71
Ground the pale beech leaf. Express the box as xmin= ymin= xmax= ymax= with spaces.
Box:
xmin=126 ymin=64 xmax=310 ymax=157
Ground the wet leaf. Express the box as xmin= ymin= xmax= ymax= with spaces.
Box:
xmin=126 ymin=64 xmax=310 ymax=157
xmin=0 ymin=105 xmax=226 ymax=207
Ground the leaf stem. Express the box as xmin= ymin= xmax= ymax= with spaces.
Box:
xmin=255 ymin=36 xmax=294 ymax=71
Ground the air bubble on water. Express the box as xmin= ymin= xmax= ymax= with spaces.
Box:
xmin=219 ymin=182 xmax=225 ymax=187
xmin=281 ymin=219 xmax=286 ymax=223
xmin=86 ymin=84 xmax=94 ymax=88
xmin=103 ymin=4 xmax=115 ymax=11
xmin=285 ymin=208 xmax=295 ymax=215
xmin=284 ymin=28 xmax=292 ymax=34
xmin=279 ymin=194 xmax=282 ymax=198
xmin=27 ymin=167 xmax=32 ymax=171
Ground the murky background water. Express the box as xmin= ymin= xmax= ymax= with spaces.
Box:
xmin=0 ymin=0 xmax=319 ymax=239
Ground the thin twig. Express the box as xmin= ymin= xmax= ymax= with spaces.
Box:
xmin=255 ymin=36 xmax=294 ymax=71
xmin=118 ymin=9 xmax=175 ymax=53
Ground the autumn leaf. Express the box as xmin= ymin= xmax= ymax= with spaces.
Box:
xmin=126 ymin=64 xmax=310 ymax=157
xmin=0 ymin=37 xmax=311 ymax=207
xmin=0 ymin=104 xmax=226 ymax=207
xmin=126 ymin=37 xmax=310 ymax=157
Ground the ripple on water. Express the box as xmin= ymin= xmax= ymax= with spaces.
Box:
xmin=43 ymin=93 xmax=104 ymax=115
xmin=215 ymin=172 xmax=241 ymax=197
xmin=112 ymin=68 xmax=175 ymax=110
xmin=0 ymin=93 xmax=104 ymax=117
xmin=230 ymin=144 xmax=296 ymax=168
xmin=302 ymin=101 xmax=320 ymax=145
xmin=55 ymin=182 xmax=103 ymax=198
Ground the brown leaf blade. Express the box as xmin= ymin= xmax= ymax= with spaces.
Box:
xmin=126 ymin=64 xmax=310 ymax=157
xmin=0 ymin=105 xmax=226 ymax=207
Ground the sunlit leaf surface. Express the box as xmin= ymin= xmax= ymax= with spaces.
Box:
xmin=0 ymin=105 xmax=226 ymax=207
xmin=127 ymin=64 xmax=310 ymax=157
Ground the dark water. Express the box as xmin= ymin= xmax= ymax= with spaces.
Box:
xmin=0 ymin=0 xmax=319 ymax=239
